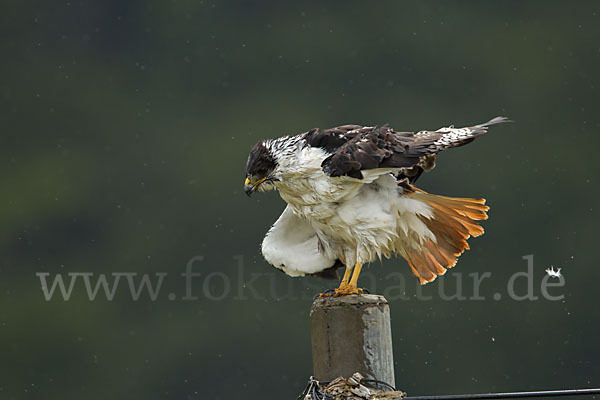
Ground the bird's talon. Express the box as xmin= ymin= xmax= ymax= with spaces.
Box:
xmin=316 ymin=285 xmax=366 ymax=298
xmin=315 ymin=288 xmax=337 ymax=299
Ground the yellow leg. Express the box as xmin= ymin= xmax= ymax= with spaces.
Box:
xmin=318 ymin=263 xmax=364 ymax=298
xmin=349 ymin=263 xmax=362 ymax=288
xmin=339 ymin=267 xmax=352 ymax=288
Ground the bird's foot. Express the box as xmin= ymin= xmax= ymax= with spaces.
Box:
xmin=316 ymin=283 xmax=366 ymax=299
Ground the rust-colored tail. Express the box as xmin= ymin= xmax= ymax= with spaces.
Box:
xmin=404 ymin=188 xmax=489 ymax=284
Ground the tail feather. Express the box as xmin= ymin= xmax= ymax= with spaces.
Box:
xmin=477 ymin=116 xmax=513 ymax=127
xmin=421 ymin=116 xmax=512 ymax=155
xmin=403 ymin=188 xmax=489 ymax=284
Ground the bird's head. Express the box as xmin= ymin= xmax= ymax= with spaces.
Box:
xmin=244 ymin=140 xmax=278 ymax=196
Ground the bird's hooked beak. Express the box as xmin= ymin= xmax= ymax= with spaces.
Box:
xmin=244 ymin=177 xmax=267 ymax=197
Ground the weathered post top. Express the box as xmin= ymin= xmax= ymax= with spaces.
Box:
xmin=310 ymin=294 xmax=395 ymax=388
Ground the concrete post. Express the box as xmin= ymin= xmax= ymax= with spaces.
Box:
xmin=310 ymin=294 xmax=395 ymax=388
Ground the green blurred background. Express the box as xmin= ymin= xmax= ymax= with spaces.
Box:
xmin=1 ymin=1 xmax=599 ymax=399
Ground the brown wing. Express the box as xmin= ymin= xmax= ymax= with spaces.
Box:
xmin=305 ymin=117 xmax=510 ymax=181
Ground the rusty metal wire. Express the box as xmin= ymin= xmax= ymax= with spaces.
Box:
xmin=296 ymin=376 xmax=333 ymax=400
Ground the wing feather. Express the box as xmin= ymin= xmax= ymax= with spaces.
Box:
xmin=305 ymin=117 xmax=511 ymax=181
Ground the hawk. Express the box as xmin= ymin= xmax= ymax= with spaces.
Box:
xmin=244 ymin=117 xmax=510 ymax=296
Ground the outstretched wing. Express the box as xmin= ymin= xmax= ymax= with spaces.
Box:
xmin=305 ymin=117 xmax=511 ymax=181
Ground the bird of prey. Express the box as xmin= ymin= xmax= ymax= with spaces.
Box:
xmin=244 ymin=117 xmax=510 ymax=296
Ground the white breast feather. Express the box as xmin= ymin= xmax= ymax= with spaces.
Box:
xmin=261 ymin=205 xmax=336 ymax=276
xmin=262 ymin=139 xmax=437 ymax=273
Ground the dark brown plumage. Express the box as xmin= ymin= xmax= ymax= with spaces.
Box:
xmin=304 ymin=116 xmax=510 ymax=182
